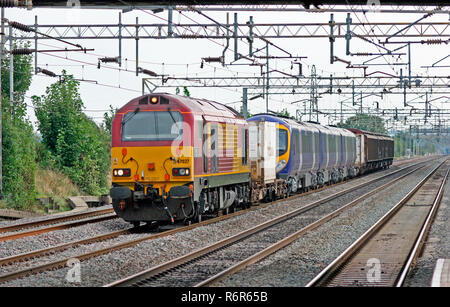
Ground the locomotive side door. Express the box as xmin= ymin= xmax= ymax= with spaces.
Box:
xmin=210 ymin=123 xmax=219 ymax=173
xmin=202 ymin=118 xmax=208 ymax=173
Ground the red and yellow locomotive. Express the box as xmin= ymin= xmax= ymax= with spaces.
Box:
xmin=110 ymin=94 xmax=250 ymax=225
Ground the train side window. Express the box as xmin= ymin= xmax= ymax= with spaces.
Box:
xmin=198 ymin=121 xmax=203 ymax=140
xmin=307 ymin=132 xmax=312 ymax=153
xmin=328 ymin=135 xmax=333 ymax=153
xmin=344 ymin=136 xmax=348 ymax=160
xmin=291 ymin=129 xmax=296 ymax=154
xmin=301 ymin=131 xmax=307 ymax=154
xmin=315 ymin=133 xmax=320 ymax=153
xmin=309 ymin=132 xmax=313 ymax=153
xmin=203 ymin=123 xmax=208 ymax=173
xmin=242 ymin=128 xmax=248 ymax=166
xmin=211 ymin=128 xmax=216 ymax=151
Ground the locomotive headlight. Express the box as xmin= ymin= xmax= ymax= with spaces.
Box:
xmin=113 ymin=168 xmax=131 ymax=177
xmin=276 ymin=160 xmax=287 ymax=172
xmin=172 ymin=168 xmax=191 ymax=176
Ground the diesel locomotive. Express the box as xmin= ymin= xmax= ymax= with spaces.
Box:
xmin=110 ymin=94 xmax=394 ymax=225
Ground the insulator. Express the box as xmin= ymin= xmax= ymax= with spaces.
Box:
xmin=40 ymin=69 xmax=57 ymax=77
xmin=9 ymin=21 xmax=32 ymax=32
xmin=0 ymin=0 xmax=19 ymax=7
xmin=11 ymin=48 xmax=35 ymax=55
xmin=141 ymin=69 xmax=158 ymax=77
xmin=425 ymin=39 xmax=443 ymax=45
xmin=202 ymin=57 xmax=223 ymax=63
xmin=4 ymin=0 xmax=32 ymax=8
xmin=431 ymin=6 xmax=443 ymax=14
xmin=99 ymin=56 xmax=120 ymax=63
xmin=178 ymin=35 xmax=201 ymax=39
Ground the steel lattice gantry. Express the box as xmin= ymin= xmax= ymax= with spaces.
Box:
xmin=141 ymin=75 xmax=450 ymax=94
xmin=28 ymin=1 xmax=450 ymax=7
xmin=13 ymin=20 xmax=450 ymax=40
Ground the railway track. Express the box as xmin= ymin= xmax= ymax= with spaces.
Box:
xmin=306 ymin=159 xmax=449 ymax=287
xmin=104 ymin=158 xmax=438 ymax=287
xmin=0 ymin=212 xmax=117 ymax=243
xmin=0 ymin=208 xmax=115 ymax=235
xmin=0 ymin=158 xmax=435 ymax=285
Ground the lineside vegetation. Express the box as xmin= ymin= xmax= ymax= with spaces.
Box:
xmin=1 ymin=45 xmax=111 ymax=211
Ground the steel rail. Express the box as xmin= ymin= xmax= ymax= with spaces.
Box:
xmin=0 ymin=208 xmax=114 ymax=234
xmin=0 ymin=210 xmax=261 ymax=284
xmin=0 ymin=161 xmax=406 ymax=268
xmin=195 ymin=160 xmax=434 ymax=287
xmin=0 ymin=213 xmax=117 ymax=243
xmin=0 ymin=158 xmax=432 ymax=284
xmin=305 ymin=159 xmax=447 ymax=287
xmin=396 ymin=165 xmax=449 ymax=287
xmin=0 ymin=164 xmax=375 ymax=264
xmin=106 ymin=160 xmax=432 ymax=287
xmin=0 ymin=227 xmax=132 ymax=266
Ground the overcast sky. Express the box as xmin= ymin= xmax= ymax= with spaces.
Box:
xmin=5 ymin=5 xmax=450 ymax=131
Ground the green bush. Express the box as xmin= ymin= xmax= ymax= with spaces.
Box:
xmin=1 ymin=112 xmax=38 ymax=209
xmin=33 ymin=72 xmax=110 ymax=196
xmin=1 ymin=42 xmax=37 ymax=209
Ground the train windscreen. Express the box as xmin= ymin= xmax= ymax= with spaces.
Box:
xmin=277 ymin=129 xmax=288 ymax=156
xmin=122 ymin=111 xmax=183 ymax=141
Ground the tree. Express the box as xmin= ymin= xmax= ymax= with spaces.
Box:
xmin=183 ymin=86 xmax=191 ymax=97
xmin=102 ymin=105 xmax=117 ymax=136
xmin=239 ymin=106 xmax=253 ymax=118
xmin=1 ymin=42 xmax=37 ymax=209
xmin=274 ymin=108 xmax=294 ymax=119
xmin=32 ymin=71 xmax=110 ymax=195
xmin=338 ymin=113 xmax=387 ymax=134
xmin=175 ymin=86 xmax=191 ymax=97
xmin=393 ymin=132 xmax=437 ymax=158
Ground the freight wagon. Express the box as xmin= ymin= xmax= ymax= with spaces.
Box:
xmin=348 ymin=128 xmax=394 ymax=174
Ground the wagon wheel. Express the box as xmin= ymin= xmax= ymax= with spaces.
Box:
xmin=195 ymin=209 xmax=202 ymax=223
xmin=270 ymin=189 xmax=276 ymax=202
xmin=132 ymin=221 xmax=141 ymax=228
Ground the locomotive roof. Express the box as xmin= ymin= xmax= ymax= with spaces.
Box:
xmin=119 ymin=93 xmax=244 ymax=120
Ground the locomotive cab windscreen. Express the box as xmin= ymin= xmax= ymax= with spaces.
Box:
xmin=121 ymin=110 xmax=183 ymax=141
xmin=276 ymin=127 xmax=289 ymax=172
xmin=277 ymin=129 xmax=288 ymax=156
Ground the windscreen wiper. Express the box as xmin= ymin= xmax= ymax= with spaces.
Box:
xmin=121 ymin=107 xmax=140 ymax=126
xmin=167 ymin=107 xmax=181 ymax=131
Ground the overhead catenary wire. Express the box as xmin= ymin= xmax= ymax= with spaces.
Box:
xmin=344 ymin=4 xmax=398 ymax=75
xmin=8 ymin=6 xmax=449 ymax=129
xmin=34 ymin=40 xmax=261 ymax=77
xmin=20 ymin=11 xmax=362 ymax=85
